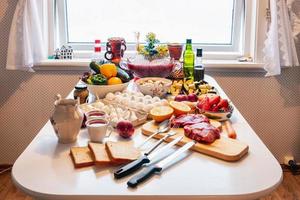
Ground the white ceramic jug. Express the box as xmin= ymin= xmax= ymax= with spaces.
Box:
xmin=50 ymin=94 xmax=83 ymax=143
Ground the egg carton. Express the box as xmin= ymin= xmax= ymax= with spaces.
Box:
xmin=80 ymin=100 xmax=147 ymax=127
xmin=104 ymin=91 xmax=169 ymax=113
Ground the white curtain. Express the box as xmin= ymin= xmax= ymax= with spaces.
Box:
xmin=6 ymin=0 xmax=48 ymax=72
xmin=263 ymin=0 xmax=299 ymax=76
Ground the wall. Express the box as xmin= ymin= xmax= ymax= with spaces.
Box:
xmin=0 ymin=0 xmax=299 ymax=164
xmin=0 ymin=0 xmax=80 ymax=163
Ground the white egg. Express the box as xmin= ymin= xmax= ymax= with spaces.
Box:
xmin=143 ymin=104 xmax=154 ymax=113
xmin=144 ymin=95 xmax=152 ymax=100
xmin=122 ymin=93 xmax=129 ymax=98
xmin=122 ymin=97 xmax=131 ymax=105
xmin=105 ymin=93 xmax=115 ymax=101
xmin=128 ymin=91 xmax=135 ymax=95
xmin=116 ymin=107 xmax=124 ymax=114
xmin=161 ymin=99 xmax=169 ymax=106
xmin=92 ymin=101 xmax=105 ymax=109
xmin=130 ymin=95 xmax=136 ymax=101
xmin=103 ymin=106 xmax=111 ymax=114
xmin=128 ymin=101 xmax=135 ymax=108
xmin=123 ymin=100 xmax=130 ymax=106
xmin=111 ymin=117 xmax=119 ymax=124
xmin=136 ymin=102 xmax=144 ymax=110
xmin=152 ymin=96 xmax=161 ymax=102
xmin=115 ymin=91 xmax=122 ymax=96
xmin=115 ymin=96 xmax=122 ymax=103
xmin=136 ymin=97 xmax=144 ymax=103
xmin=135 ymin=92 xmax=144 ymax=97
xmin=153 ymin=102 xmax=163 ymax=107
xmin=143 ymin=99 xmax=153 ymax=104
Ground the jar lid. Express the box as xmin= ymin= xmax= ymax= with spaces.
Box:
xmin=75 ymin=84 xmax=87 ymax=90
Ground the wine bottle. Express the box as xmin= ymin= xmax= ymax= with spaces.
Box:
xmin=183 ymin=39 xmax=195 ymax=80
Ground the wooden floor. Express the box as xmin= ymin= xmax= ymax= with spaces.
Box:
xmin=0 ymin=170 xmax=299 ymax=200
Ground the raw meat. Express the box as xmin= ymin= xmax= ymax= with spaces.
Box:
xmin=184 ymin=122 xmax=220 ymax=143
xmin=171 ymin=114 xmax=209 ymax=128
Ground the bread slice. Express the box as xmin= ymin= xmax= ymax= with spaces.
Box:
xmin=70 ymin=146 xmax=94 ymax=168
xmin=88 ymin=142 xmax=111 ymax=165
xmin=105 ymin=141 xmax=140 ymax=164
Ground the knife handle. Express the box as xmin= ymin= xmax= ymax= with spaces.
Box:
xmin=127 ymin=165 xmax=162 ymax=188
xmin=114 ymin=155 xmax=150 ymax=179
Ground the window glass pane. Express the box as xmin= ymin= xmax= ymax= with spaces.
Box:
xmin=66 ymin=0 xmax=235 ymax=44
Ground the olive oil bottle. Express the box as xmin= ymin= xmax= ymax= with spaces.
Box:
xmin=183 ymin=39 xmax=195 ymax=80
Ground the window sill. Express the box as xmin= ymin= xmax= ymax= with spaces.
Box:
xmin=33 ymin=59 xmax=265 ymax=73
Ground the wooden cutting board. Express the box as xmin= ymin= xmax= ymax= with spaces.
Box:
xmin=141 ymin=120 xmax=249 ymax=162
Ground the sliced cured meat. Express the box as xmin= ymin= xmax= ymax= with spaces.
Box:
xmin=171 ymin=114 xmax=209 ymax=128
xmin=184 ymin=122 xmax=220 ymax=144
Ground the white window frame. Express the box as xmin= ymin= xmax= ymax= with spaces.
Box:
xmin=49 ymin=0 xmax=258 ymax=61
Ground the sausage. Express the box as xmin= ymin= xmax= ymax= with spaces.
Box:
xmin=224 ymin=120 xmax=237 ymax=139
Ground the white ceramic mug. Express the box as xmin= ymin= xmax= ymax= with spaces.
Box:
xmin=86 ymin=118 xmax=112 ymax=143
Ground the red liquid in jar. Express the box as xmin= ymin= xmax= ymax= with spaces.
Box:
xmin=88 ymin=120 xmax=107 ymax=126
xmin=127 ymin=63 xmax=174 ymax=77
xmin=88 ymin=112 xmax=105 ymax=117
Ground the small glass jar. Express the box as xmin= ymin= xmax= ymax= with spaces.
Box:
xmin=74 ymin=84 xmax=89 ymax=104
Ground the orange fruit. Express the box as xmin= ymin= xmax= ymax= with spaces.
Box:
xmin=108 ymin=77 xmax=122 ymax=85
xmin=150 ymin=106 xmax=174 ymax=123
xmin=169 ymin=101 xmax=191 ymax=116
xmin=100 ymin=63 xmax=117 ymax=78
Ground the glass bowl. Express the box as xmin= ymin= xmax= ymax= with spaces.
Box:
xmin=196 ymin=105 xmax=234 ymax=122
xmin=120 ymin=55 xmax=174 ymax=78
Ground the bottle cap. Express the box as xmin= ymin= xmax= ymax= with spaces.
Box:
xmin=75 ymin=84 xmax=87 ymax=90
xmin=95 ymin=39 xmax=101 ymax=44
xmin=186 ymin=39 xmax=192 ymax=44
xmin=94 ymin=47 xmax=101 ymax=52
xmin=197 ymin=49 xmax=203 ymax=57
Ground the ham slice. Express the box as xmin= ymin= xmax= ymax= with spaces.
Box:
xmin=171 ymin=114 xmax=209 ymax=128
xmin=184 ymin=122 xmax=220 ymax=144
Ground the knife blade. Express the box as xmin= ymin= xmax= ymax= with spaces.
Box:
xmin=114 ymin=136 xmax=183 ymax=179
xmin=127 ymin=141 xmax=196 ymax=188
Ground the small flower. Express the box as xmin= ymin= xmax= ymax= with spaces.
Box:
xmin=146 ymin=32 xmax=156 ymax=41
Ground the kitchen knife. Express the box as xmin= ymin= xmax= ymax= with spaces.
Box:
xmin=114 ymin=135 xmax=183 ymax=179
xmin=127 ymin=141 xmax=196 ymax=188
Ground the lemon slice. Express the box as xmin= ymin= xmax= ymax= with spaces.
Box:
xmin=150 ymin=106 xmax=174 ymax=122
xmin=169 ymin=101 xmax=191 ymax=116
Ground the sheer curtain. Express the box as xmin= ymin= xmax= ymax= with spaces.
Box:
xmin=263 ymin=0 xmax=299 ymax=76
xmin=6 ymin=0 xmax=48 ymax=72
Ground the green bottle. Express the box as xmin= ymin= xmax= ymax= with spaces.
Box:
xmin=183 ymin=39 xmax=195 ymax=80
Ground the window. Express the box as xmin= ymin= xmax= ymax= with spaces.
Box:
xmin=54 ymin=0 xmax=251 ymax=59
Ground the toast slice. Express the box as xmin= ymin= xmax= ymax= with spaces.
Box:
xmin=105 ymin=141 xmax=140 ymax=164
xmin=88 ymin=142 xmax=111 ymax=165
xmin=70 ymin=146 xmax=94 ymax=168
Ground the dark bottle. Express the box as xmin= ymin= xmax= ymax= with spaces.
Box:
xmin=194 ymin=48 xmax=205 ymax=82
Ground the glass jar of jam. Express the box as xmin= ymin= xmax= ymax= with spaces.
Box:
xmin=74 ymin=84 xmax=89 ymax=104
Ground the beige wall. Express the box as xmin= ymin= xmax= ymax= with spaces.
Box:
xmin=0 ymin=0 xmax=299 ymax=164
